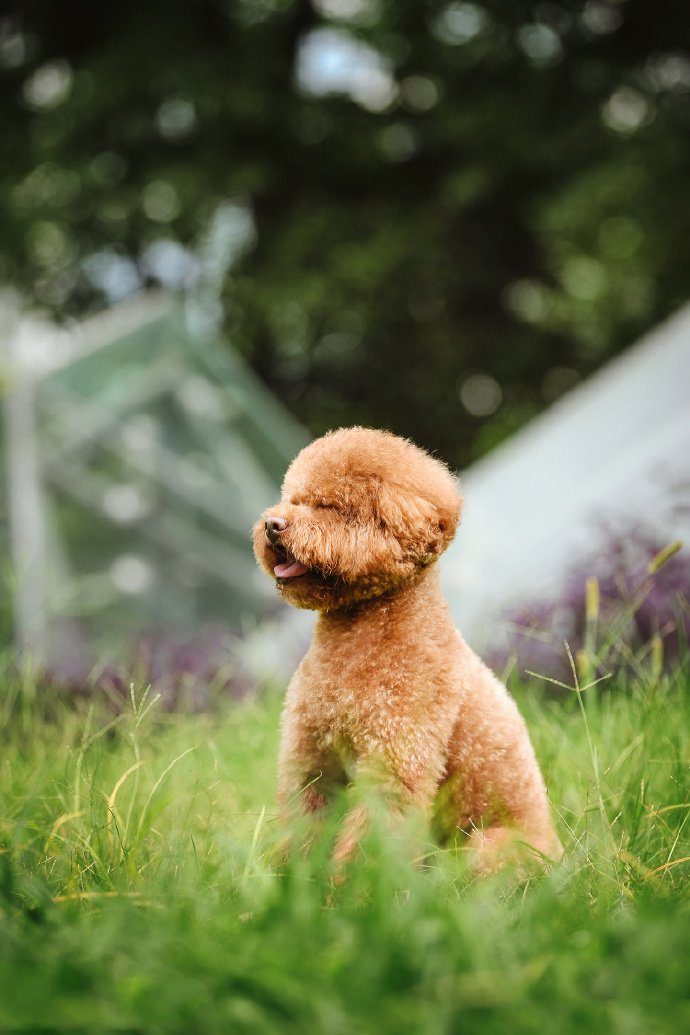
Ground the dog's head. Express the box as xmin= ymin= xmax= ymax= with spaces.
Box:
xmin=253 ymin=427 xmax=462 ymax=613
xmin=253 ymin=428 xmax=463 ymax=612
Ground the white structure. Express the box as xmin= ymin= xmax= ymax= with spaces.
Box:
xmin=442 ymin=305 xmax=690 ymax=648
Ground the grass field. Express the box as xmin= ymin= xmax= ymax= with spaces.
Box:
xmin=1 ymin=652 xmax=689 ymax=1033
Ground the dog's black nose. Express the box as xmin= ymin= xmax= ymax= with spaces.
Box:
xmin=265 ymin=516 xmax=288 ymax=544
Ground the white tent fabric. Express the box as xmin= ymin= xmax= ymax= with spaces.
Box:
xmin=442 ymin=305 xmax=690 ymax=648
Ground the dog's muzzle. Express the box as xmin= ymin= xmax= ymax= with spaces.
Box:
xmin=265 ymin=516 xmax=288 ymax=545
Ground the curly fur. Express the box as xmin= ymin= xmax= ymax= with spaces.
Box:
xmin=253 ymin=427 xmax=562 ymax=870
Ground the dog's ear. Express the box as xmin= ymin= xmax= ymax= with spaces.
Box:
xmin=434 ymin=490 xmax=462 ymax=548
xmin=425 ymin=504 xmax=460 ymax=557
xmin=426 ymin=523 xmax=448 ymax=557
xmin=408 ymin=478 xmax=462 ymax=558
xmin=375 ymin=484 xmax=461 ymax=559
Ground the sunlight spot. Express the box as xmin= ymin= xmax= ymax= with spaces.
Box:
xmin=156 ymin=97 xmax=197 ymax=142
xmin=110 ymin=555 xmax=154 ymax=595
xmin=102 ymin=485 xmax=151 ymax=524
xmin=517 ymin=23 xmax=562 ymax=66
xmin=431 ymin=3 xmax=487 ymax=46
xmin=458 ymin=374 xmax=503 ymax=417
xmin=400 ymin=75 xmax=442 ymax=112
xmin=602 ymin=87 xmax=653 ymax=133
xmin=141 ymin=181 xmax=181 ymax=223
xmin=297 ymin=27 xmax=397 ymax=111
xmin=23 ymin=59 xmax=72 ymax=109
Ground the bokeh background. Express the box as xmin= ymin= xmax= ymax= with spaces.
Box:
xmin=1 ymin=0 xmax=689 ymax=687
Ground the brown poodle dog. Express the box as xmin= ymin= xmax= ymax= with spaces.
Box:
xmin=253 ymin=427 xmax=562 ymax=871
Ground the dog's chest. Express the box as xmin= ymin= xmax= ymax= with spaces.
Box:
xmin=286 ymin=607 xmax=465 ymax=769
xmin=289 ymin=640 xmax=439 ymax=757
xmin=297 ymin=670 xmax=398 ymax=731
xmin=297 ymin=678 xmax=415 ymax=781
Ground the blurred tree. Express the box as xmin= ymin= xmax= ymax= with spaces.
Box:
xmin=1 ymin=0 xmax=689 ymax=468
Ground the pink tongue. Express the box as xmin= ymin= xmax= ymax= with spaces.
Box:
xmin=274 ymin=557 xmax=309 ymax=579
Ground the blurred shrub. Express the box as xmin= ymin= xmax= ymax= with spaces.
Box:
xmin=43 ymin=625 xmax=253 ymax=712
xmin=497 ymin=526 xmax=689 ymax=688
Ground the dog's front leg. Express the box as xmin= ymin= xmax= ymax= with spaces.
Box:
xmin=274 ymin=761 xmax=331 ymax=861
xmin=332 ymin=802 xmax=371 ymax=864
xmin=276 ymin=717 xmax=349 ymax=860
xmin=278 ymin=747 xmax=335 ymax=821
xmin=332 ymin=754 xmax=437 ymax=865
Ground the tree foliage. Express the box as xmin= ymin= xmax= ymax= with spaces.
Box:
xmin=2 ymin=0 xmax=690 ymax=466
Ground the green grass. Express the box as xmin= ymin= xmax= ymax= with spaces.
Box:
xmin=1 ymin=657 xmax=689 ymax=1033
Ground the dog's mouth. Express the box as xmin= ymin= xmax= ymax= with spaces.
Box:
xmin=270 ymin=542 xmax=310 ymax=580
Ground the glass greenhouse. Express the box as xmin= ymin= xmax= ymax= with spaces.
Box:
xmin=1 ymin=292 xmax=308 ymax=660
